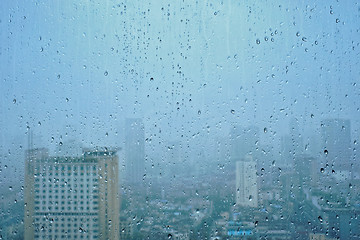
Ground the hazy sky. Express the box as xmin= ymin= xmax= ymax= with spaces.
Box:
xmin=1 ymin=1 xmax=359 ymax=181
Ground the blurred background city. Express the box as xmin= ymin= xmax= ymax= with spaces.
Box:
xmin=1 ymin=1 xmax=360 ymax=239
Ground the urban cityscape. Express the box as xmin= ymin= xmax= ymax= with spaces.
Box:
xmin=0 ymin=117 xmax=359 ymax=239
xmin=1 ymin=1 xmax=360 ymax=240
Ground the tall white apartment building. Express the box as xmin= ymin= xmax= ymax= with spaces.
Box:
xmin=235 ymin=155 xmax=258 ymax=208
xmin=24 ymin=147 xmax=119 ymax=240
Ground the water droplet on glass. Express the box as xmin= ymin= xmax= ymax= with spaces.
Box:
xmin=336 ymin=18 xmax=340 ymax=23
xmin=13 ymin=99 xmax=16 ymax=104
xmin=198 ymin=110 xmax=201 ymax=115
xmin=59 ymin=142 xmax=63 ymax=146
xmin=320 ymin=168 xmax=325 ymax=173
xmin=104 ymin=71 xmax=108 ymax=76
xmin=324 ymin=149 xmax=328 ymax=155
xmin=264 ymin=36 xmax=268 ymax=41
xmin=318 ymin=216 xmax=323 ymax=222
xmin=296 ymin=32 xmax=300 ymax=37
xmin=264 ymin=127 xmax=267 ymax=133
xmin=231 ymin=109 xmax=235 ymax=114
xmin=256 ymin=39 xmax=260 ymax=44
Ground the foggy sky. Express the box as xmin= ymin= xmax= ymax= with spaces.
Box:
xmin=1 ymin=1 xmax=359 ymax=183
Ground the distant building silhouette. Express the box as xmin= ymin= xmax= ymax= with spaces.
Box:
xmin=24 ymin=147 xmax=120 ymax=240
xmin=230 ymin=126 xmax=259 ymax=160
xmin=280 ymin=118 xmax=304 ymax=169
xmin=125 ymin=118 xmax=145 ymax=185
xmin=293 ymin=154 xmax=318 ymax=189
xmin=321 ymin=119 xmax=352 ymax=171
xmin=235 ymin=155 xmax=258 ymax=208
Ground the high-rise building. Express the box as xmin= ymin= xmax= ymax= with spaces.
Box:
xmin=125 ymin=118 xmax=145 ymax=185
xmin=321 ymin=119 xmax=352 ymax=171
xmin=230 ymin=126 xmax=259 ymax=160
xmin=235 ymin=155 xmax=258 ymax=208
xmin=280 ymin=118 xmax=304 ymax=169
xmin=293 ymin=154 xmax=318 ymax=189
xmin=24 ymin=147 xmax=120 ymax=240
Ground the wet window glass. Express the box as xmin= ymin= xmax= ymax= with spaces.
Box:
xmin=1 ymin=1 xmax=359 ymax=239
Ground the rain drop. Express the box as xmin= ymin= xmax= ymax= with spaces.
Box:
xmin=230 ymin=109 xmax=235 ymax=114
xmin=104 ymin=71 xmax=108 ymax=76
xmin=324 ymin=149 xmax=328 ymax=155
xmin=256 ymin=39 xmax=260 ymax=44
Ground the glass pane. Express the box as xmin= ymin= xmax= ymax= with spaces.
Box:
xmin=1 ymin=1 xmax=359 ymax=239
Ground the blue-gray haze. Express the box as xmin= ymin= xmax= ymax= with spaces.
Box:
xmin=0 ymin=0 xmax=359 ymax=184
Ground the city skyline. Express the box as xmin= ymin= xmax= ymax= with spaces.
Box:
xmin=1 ymin=0 xmax=360 ymax=239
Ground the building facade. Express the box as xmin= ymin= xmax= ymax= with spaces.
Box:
xmin=235 ymin=155 xmax=258 ymax=208
xmin=125 ymin=118 xmax=145 ymax=185
xmin=321 ymin=119 xmax=352 ymax=171
xmin=24 ymin=147 xmax=119 ymax=240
